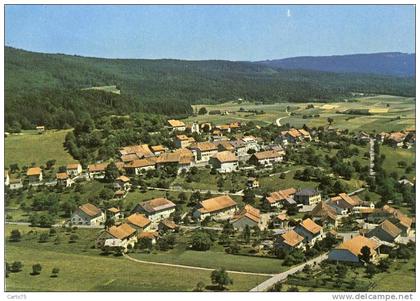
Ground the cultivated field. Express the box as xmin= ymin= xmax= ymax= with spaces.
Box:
xmin=189 ymin=95 xmax=415 ymax=132
xmin=5 ymin=130 xmax=74 ymax=168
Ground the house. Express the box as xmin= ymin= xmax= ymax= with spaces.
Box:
xmin=9 ymin=178 xmax=23 ymax=190
xmin=187 ymin=122 xmax=200 ymax=134
xmin=231 ymin=204 xmax=262 ymax=230
xmin=138 ymin=231 xmax=159 ymax=245
xmin=294 ymin=188 xmax=322 ymax=205
xmin=119 ymin=144 xmax=154 ymax=162
xmin=36 ymin=125 xmax=45 ymax=134
xmin=107 ymin=207 xmax=123 ymax=221
xmin=366 ymin=220 xmax=402 ymax=243
xmin=241 ymin=136 xmax=261 ymax=153
xmin=247 ymin=177 xmax=259 ymax=189
xmin=385 ymin=132 xmax=406 ymax=148
xmin=175 ymin=135 xmax=195 ymax=148
xmin=230 ymin=140 xmax=248 ymax=160
xmin=294 ymin=218 xmax=324 ymax=246
xmin=113 ymin=190 xmax=127 ymax=200
xmin=124 ymin=158 xmax=156 ymax=175
xmin=27 ymin=167 xmax=43 ymax=183
xmin=156 ymin=148 xmax=195 ymax=173
xmin=126 ymin=213 xmax=152 ymax=232
xmin=71 ymin=203 xmax=105 ymax=226
xmin=56 ymin=172 xmax=72 ymax=187
xmin=328 ymin=235 xmax=379 ymax=264
xmin=310 ymin=201 xmax=339 ymax=227
xmin=189 ymin=142 xmax=218 ymax=164
xmin=66 ymin=163 xmax=82 ymax=177
xmin=277 ymin=128 xmax=312 ymax=145
xmin=248 ymin=150 xmax=284 ymax=167
xmin=328 ymin=193 xmax=362 ymax=215
xmin=115 ymin=175 xmax=131 ymax=191
xmin=96 ymin=223 xmax=137 ymax=252
xmin=150 ymin=145 xmax=166 ymax=156
xmin=273 ymin=213 xmax=289 ymax=228
xmin=209 ymin=151 xmax=239 ymax=173
xmin=264 ymin=188 xmax=297 ymax=209
xmin=88 ymin=163 xmax=108 ymax=179
xmin=216 ymin=140 xmax=235 ymax=152
xmin=193 ymin=195 xmax=237 ymax=221
xmin=158 ymin=219 xmax=178 ymax=232
xmin=275 ymin=230 xmax=305 ymax=251
xmin=131 ymin=198 xmax=176 ymax=222
xmin=381 ymin=205 xmax=413 ymax=236
xmin=167 ymin=119 xmax=186 ymax=132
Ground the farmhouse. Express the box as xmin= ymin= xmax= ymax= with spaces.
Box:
xmin=328 ymin=235 xmax=379 ymax=264
xmin=71 ymin=203 xmax=105 ymax=226
xmin=273 ymin=213 xmax=289 ymax=228
xmin=132 ymin=198 xmax=176 ymax=222
xmin=328 ymin=193 xmax=361 ymax=215
xmin=27 ymin=167 xmax=43 ymax=183
xmin=66 ymin=163 xmax=82 ymax=177
xmin=193 ymin=195 xmax=237 ymax=221
xmin=275 ymin=230 xmax=304 ymax=251
xmin=249 ymin=150 xmax=284 ymax=167
xmin=189 ymin=142 xmax=218 ymax=164
xmin=310 ymin=201 xmax=339 ymax=227
xmin=115 ymin=175 xmax=131 ymax=191
xmin=294 ymin=218 xmax=324 ymax=246
xmin=294 ymin=188 xmax=322 ymax=205
xmin=216 ymin=140 xmax=235 ymax=152
xmin=231 ymin=204 xmax=262 ymax=230
xmin=247 ymin=177 xmax=260 ymax=189
xmin=124 ymin=158 xmax=156 ymax=175
xmin=381 ymin=205 xmax=413 ymax=236
xmin=150 ymin=145 xmax=166 ymax=155
xmin=9 ymin=178 xmax=23 ymax=190
xmin=138 ymin=231 xmax=159 ymax=245
xmin=107 ymin=207 xmax=123 ymax=221
xmin=126 ymin=213 xmax=152 ymax=232
xmin=119 ymin=144 xmax=154 ymax=162
xmin=209 ymin=151 xmax=239 ymax=173
xmin=264 ymin=188 xmax=297 ymax=209
xmin=88 ymin=163 xmax=108 ymax=179
xmin=56 ymin=172 xmax=71 ymax=187
xmin=175 ymin=135 xmax=195 ymax=148
xmin=167 ymin=119 xmax=186 ymax=132
xmin=156 ymin=148 xmax=195 ymax=173
xmin=96 ymin=223 xmax=137 ymax=252
xmin=277 ymin=128 xmax=312 ymax=145
xmin=366 ymin=219 xmax=402 ymax=243
xmin=36 ymin=125 xmax=45 ymax=134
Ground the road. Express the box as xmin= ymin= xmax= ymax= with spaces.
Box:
xmin=123 ymin=253 xmax=274 ymax=277
xmin=275 ymin=107 xmax=290 ymax=127
xmin=369 ymin=138 xmax=376 ymax=176
xmin=249 ymin=253 xmax=328 ymax=292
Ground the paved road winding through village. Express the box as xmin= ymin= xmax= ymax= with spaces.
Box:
xmin=122 ymin=253 xmax=274 ymax=277
xmin=249 ymin=253 xmax=328 ymax=292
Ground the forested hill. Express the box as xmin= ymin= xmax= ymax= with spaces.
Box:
xmin=5 ymin=47 xmax=415 ymax=131
xmin=256 ymin=52 xmax=415 ymax=77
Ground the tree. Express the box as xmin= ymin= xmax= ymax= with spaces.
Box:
xmin=327 ymin=117 xmax=334 ymax=125
xmin=39 ymin=232 xmax=49 ymax=243
xmin=10 ymin=261 xmax=23 ymax=273
xmin=10 ymin=229 xmax=22 ymax=242
xmin=69 ymin=234 xmax=79 ymax=243
xmin=45 ymin=159 xmax=56 ymax=170
xmin=365 ymin=264 xmax=377 ymax=278
xmin=194 ymin=281 xmax=206 ymax=292
xmin=198 ymin=107 xmax=208 ymax=115
xmin=105 ymin=162 xmax=120 ymax=182
xmin=31 ymin=263 xmax=42 ymax=275
xmin=268 ymin=281 xmax=283 ymax=292
xmin=51 ymin=267 xmax=60 ymax=278
xmin=242 ymin=225 xmax=251 ymax=243
xmin=359 ymin=246 xmax=371 ymax=264
xmin=190 ymin=231 xmax=212 ymax=251
xmin=242 ymin=188 xmax=255 ymax=205
xmin=211 ymin=267 xmax=233 ymax=290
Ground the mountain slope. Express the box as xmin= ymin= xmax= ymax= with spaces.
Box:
xmin=5 ymin=47 xmax=415 ymax=130
xmin=256 ymin=52 xmax=415 ymax=77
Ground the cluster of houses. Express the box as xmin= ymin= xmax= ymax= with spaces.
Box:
xmin=377 ymin=129 xmax=415 ymax=149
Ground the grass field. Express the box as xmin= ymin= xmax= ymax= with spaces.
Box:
xmin=188 ymin=95 xmax=414 ymax=132
xmin=381 ymin=145 xmax=415 ymax=180
xmin=5 ymin=225 xmax=268 ymax=292
xmin=5 ymin=130 xmax=74 ymax=168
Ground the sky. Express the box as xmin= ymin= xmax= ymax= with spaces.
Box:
xmin=5 ymin=5 xmax=415 ymax=61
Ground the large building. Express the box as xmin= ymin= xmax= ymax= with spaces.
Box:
xmin=294 ymin=188 xmax=321 ymax=205
xmin=209 ymin=151 xmax=239 ymax=173
xmin=193 ymin=195 xmax=237 ymax=221
xmin=71 ymin=203 xmax=105 ymax=226
xmin=264 ymin=188 xmax=297 ymax=209
xmin=249 ymin=150 xmax=284 ymax=167
xmin=328 ymin=235 xmax=379 ymax=264
xmin=231 ymin=204 xmax=262 ymax=230
xmin=131 ymin=198 xmax=176 ymax=222
xmin=189 ymin=142 xmax=218 ymax=164
xmin=294 ymin=218 xmax=324 ymax=246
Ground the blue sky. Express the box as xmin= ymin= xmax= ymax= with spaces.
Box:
xmin=5 ymin=5 xmax=415 ymax=60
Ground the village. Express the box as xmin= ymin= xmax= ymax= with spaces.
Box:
xmin=5 ymin=114 xmax=416 ymax=291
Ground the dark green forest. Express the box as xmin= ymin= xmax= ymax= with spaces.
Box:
xmin=5 ymin=47 xmax=415 ymax=130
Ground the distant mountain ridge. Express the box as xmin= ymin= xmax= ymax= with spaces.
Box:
xmin=256 ymin=52 xmax=415 ymax=77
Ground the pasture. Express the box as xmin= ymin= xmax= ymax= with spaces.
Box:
xmin=5 ymin=130 xmax=74 ymax=168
